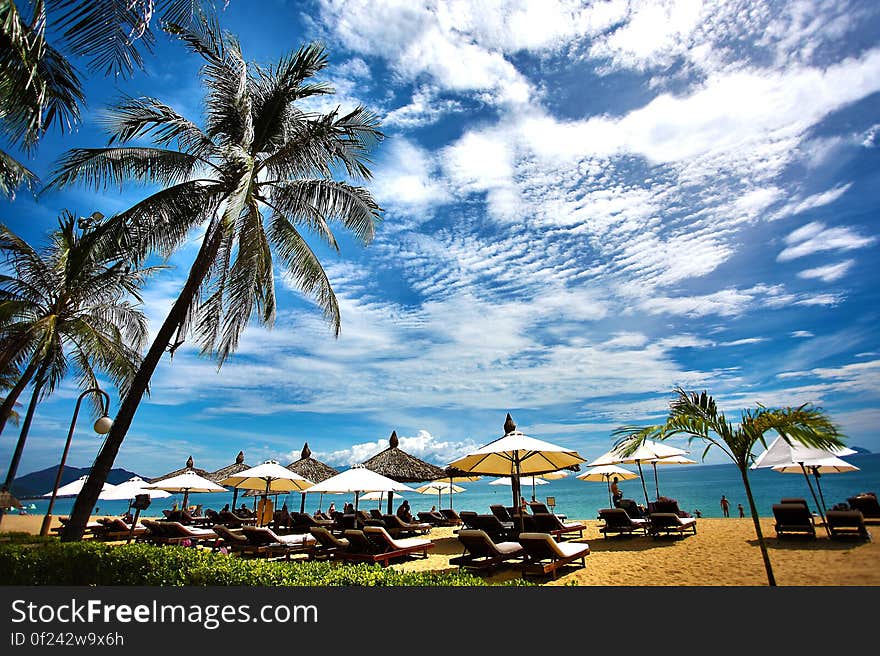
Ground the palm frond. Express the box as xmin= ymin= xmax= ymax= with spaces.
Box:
xmin=46 ymin=146 xmax=200 ymax=191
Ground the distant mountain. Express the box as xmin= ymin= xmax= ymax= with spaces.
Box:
xmin=12 ymin=465 xmax=144 ymax=499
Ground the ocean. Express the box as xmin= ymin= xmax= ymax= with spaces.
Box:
xmin=15 ymin=452 xmax=880 ymax=522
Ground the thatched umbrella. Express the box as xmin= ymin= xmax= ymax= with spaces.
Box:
xmin=149 ymin=456 xmax=213 ymax=483
xmin=286 ymin=443 xmax=340 ymax=512
xmin=0 ymin=486 xmax=23 ymax=511
xmin=209 ymin=451 xmax=251 ymax=511
xmin=361 ymin=430 xmax=447 ymax=514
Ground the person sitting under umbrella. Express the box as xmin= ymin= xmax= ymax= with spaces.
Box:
xmin=396 ymin=499 xmax=414 ymax=523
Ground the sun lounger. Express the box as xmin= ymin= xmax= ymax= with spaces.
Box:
xmin=527 ymin=501 xmax=568 ymax=521
xmin=648 ymin=512 xmax=698 ymax=538
xmin=240 ymin=526 xmax=316 ymax=559
xmin=772 ymin=503 xmax=816 ymax=538
xmin=458 ymin=511 xmax=480 ymax=531
xmin=439 ymin=508 xmax=462 ymax=525
xmin=339 ymin=528 xmax=432 ymax=567
xmin=362 ymin=525 xmax=434 ymax=563
xmin=308 ymin=527 xmax=351 ymax=561
xmin=449 ymin=529 xmax=525 ymax=571
xmin=161 ymin=521 xmax=218 ymax=545
xmin=417 ymin=511 xmax=450 ymax=526
xmin=218 ymin=510 xmax=257 ymax=527
xmin=518 ymin=532 xmax=590 ymax=579
xmin=780 ymin=497 xmax=809 ymax=508
xmin=490 ymin=504 xmax=515 ymax=523
xmin=597 ymin=508 xmax=649 ymax=538
xmin=846 ymin=494 xmax=880 ymax=524
xmin=94 ymin=517 xmax=148 ymax=541
xmin=381 ymin=514 xmax=431 ymax=537
xmin=470 ymin=513 xmax=517 ymax=541
xmin=211 ymin=524 xmax=250 ymax=554
xmin=826 ymin=510 xmax=872 ymax=541
xmin=531 ymin=513 xmax=585 ymax=540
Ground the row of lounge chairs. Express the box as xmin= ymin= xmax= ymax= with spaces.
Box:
xmin=597 ymin=508 xmax=697 ymax=539
xmin=307 ymin=526 xmax=434 ymax=566
xmin=463 ymin=509 xmax=586 ymax=541
xmin=772 ymin=499 xmax=872 ymax=541
xmin=450 ymin=529 xmax=590 ymax=579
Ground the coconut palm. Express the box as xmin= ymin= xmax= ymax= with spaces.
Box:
xmin=612 ymin=387 xmax=845 ymax=586
xmin=49 ymin=15 xmax=383 ymax=541
xmin=0 ymin=212 xmax=151 ymax=499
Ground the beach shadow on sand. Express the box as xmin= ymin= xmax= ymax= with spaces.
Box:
xmin=749 ymin=536 xmax=872 ymax=551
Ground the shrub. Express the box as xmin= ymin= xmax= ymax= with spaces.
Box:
xmin=0 ymin=540 xmax=532 ymax=586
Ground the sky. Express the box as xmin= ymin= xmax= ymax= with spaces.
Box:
xmin=2 ymin=0 xmax=879 ymax=480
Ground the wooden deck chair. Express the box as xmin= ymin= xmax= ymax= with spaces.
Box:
xmin=518 ymin=532 xmax=590 ymax=579
xmin=826 ymin=510 xmax=871 ymax=541
xmin=648 ymin=513 xmax=698 ymax=538
xmin=449 ymin=529 xmax=524 ymax=571
xmin=531 ymin=513 xmax=585 ymax=540
xmin=597 ymin=508 xmax=649 ymax=538
xmin=772 ymin=503 xmax=816 ymax=538
xmin=308 ymin=526 xmax=351 ymax=561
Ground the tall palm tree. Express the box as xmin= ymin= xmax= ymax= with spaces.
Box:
xmin=612 ymin=387 xmax=846 ymax=586
xmin=49 ymin=15 xmax=384 ymax=541
xmin=0 ymin=212 xmax=151 ymax=502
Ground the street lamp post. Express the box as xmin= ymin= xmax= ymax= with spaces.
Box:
xmin=39 ymin=388 xmax=113 ymax=537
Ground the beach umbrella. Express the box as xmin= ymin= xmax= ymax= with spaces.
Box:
xmin=44 ymin=475 xmax=116 ymax=498
xmin=286 ymin=443 xmax=340 ymax=512
xmin=145 ymin=470 xmax=227 ymax=509
xmin=647 ymin=451 xmax=697 ymax=499
xmin=220 ymin=460 xmax=314 ymax=526
xmin=361 ymin=490 xmax=404 ymax=510
xmin=98 ymin=476 xmax=171 ymax=514
xmin=590 ymin=439 xmax=686 ymax=507
xmin=209 ymin=451 xmax=251 ymax=511
xmin=304 ymin=464 xmax=416 ymax=512
xmin=447 ymin=413 xmax=587 ymax=519
xmin=771 ymin=455 xmax=859 ymax=520
xmin=0 ymin=488 xmax=23 ymax=510
xmin=489 ymin=475 xmax=548 ymax=502
xmin=150 ymin=455 xmax=214 ymax=483
xmin=440 ymin=466 xmax=482 ymax=509
xmin=361 ymin=430 xmax=447 ymax=514
xmin=415 ymin=482 xmax=465 ymax=508
xmin=751 ymin=436 xmax=858 ymax=529
xmin=577 ymin=464 xmax=640 ymax=507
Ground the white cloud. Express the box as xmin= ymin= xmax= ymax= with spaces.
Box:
xmin=790 ymin=330 xmax=814 ymax=338
xmin=778 ymin=222 xmax=875 ymax=261
xmin=797 ymin=260 xmax=854 ymax=283
xmin=318 ymin=429 xmax=480 ymax=468
xmin=719 ymin=337 xmax=767 ymax=346
xmin=773 ymin=184 xmax=852 ymax=220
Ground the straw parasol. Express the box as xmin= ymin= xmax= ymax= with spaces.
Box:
xmin=149 ymin=455 xmax=213 ymax=483
xmin=577 ymin=464 xmax=640 ymax=506
xmin=286 ymin=443 xmax=340 ymax=512
xmin=209 ymin=451 xmax=251 ymax=510
xmin=0 ymin=487 xmax=23 ymax=510
xmin=447 ymin=413 xmax=587 ymax=517
xmin=361 ymin=430 xmax=447 ymax=514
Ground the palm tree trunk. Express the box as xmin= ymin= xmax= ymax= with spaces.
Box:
xmin=61 ymin=228 xmax=224 ymax=541
xmin=0 ymin=374 xmax=45 ymax=526
xmin=739 ymin=465 xmax=776 ymax=586
xmin=0 ymin=357 xmax=40 ymax=438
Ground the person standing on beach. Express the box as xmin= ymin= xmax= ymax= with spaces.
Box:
xmin=737 ymin=503 xmax=745 ymax=518
xmin=720 ymin=495 xmax=730 ymax=517
xmin=611 ymin=477 xmax=623 ymax=505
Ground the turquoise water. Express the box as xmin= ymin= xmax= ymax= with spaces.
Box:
xmin=16 ymin=453 xmax=879 ymax=521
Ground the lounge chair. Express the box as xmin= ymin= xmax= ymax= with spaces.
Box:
xmin=240 ymin=526 xmax=316 ymax=559
xmin=518 ymin=532 xmax=590 ymax=579
xmin=211 ymin=524 xmax=250 ymax=554
xmin=470 ymin=514 xmax=517 ymax=541
xmin=369 ymin=509 xmax=384 ymax=520
xmin=218 ymin=510 xmax=256 ymax=528
xmin=826 ymin=510 xmax=871 ymax=541
xmin=94 ymin=517 xmax=148 ymax=541
xmin=52 ymin=516 xmax=104 ymax=537
xmin=780 ymin=497 xmax=809 ymax=508
xmin=439 ymin=508 xmax=462 ymax=525
xmin=381 ymin=514 xmax=431 ymax=537
xmin=846 ymin=494 xmax=880 ymax=524
xmin=338 ymin=529 xmax=428 ymax=567
xmin=417 ymin=511 xmax=449 ymax=526
xmin=597 ymin=508 xmax=649 ymax=538
xmin=772 ymin=503 xmax=816 ymax=538
xmin=528 ymin=501 xmax=568 ymax=521
xmin=308 ymin=527 xmax=351 ymax=561
xmin=458 ymin=511 xmax=481 ymax=531
xmin=648 ymin=497 xmax=691 ymax=518
xmin=449 ymin=529 xmax=525 ymax=571
xmin=648 ymin=513 xmax=698 ymax=538
xmin=362 ymin=525 xmax=434 ymax=563
xmin=490 ymin=504 xmax=515 ymax=523
xmin=531 ymin=513 xmax=585 ymax=540
xmin=142 ymin=519 xmax=215 ymax=545
xmin=289 ymin=512 xmax=335 ymax=533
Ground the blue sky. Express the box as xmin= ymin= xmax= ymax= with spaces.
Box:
xmin=2 ymin=0 xmax=879 ymax=479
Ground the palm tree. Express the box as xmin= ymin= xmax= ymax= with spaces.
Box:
xmin=0 ymin=212 xmax=151 ymax=502
xmin=612 ymin=387 xmax=846 ymax=586
xmin=1 ymin=0 xmax=215 ymax=198
xmin=49 ymin=15 xmax=384 ymax=541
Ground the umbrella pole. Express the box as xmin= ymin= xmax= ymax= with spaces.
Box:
xmin=231 ymin=487 xmax=239 ymax=511
xmin=653 ymin=461 xmax=660 ymax=499
xmin=354 ymin=491 xmax=360 ymax=512
xmin=514 ymin=455 xmax=524 ymax=533
xmin=387 ymin=491 xmax=394 ymax=516
xmin=605 ymin=475 xmax=612 ymax=507
xmin=531 ymin=477 xmax=536 ymax=502
xmin=182 ymin=489 xmax=190 ymax=510
xmin=636 ymin=461 xmax=650 ymax=509
xmin=799 ymin=464 xmax=830 ymax=536
xmin=812 ymin=467 xmax=829 ymax=517
xmin=300 ymin=492 xmax=306 ymax=514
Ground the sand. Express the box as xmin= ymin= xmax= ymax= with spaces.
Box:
xmin=3 ymin=514 xmax=878 ymax=586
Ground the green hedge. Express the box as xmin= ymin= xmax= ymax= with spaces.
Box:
xmin=0 ymin=540 xmax=532 ymax=586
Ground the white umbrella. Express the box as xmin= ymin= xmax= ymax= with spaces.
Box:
xmin=447 ymin=413 xmax=586 ymax=511
xmin=145 ymin=470 xmax=227 ymax=509
xmin=489 ymin=475 xmax=548 ymax=502
xmin=98 ymin=476 xmax=171 ymax=501
xmin=589 ymin=439 xmax=688 ymax=506
xmin=360 ymin=490 xmax=404 ymax=509
xmin=304 ymin=465 xmax=416 ymax=511
xmin=44 ymin=475 xmax=116 ymax=498
xmin=577 ymin=464 xmax=640 ymax=507
xmin=752 ymin=436 xmax=857 ymax=528
xmin=415 ymin=482 xmax=465 ymax=509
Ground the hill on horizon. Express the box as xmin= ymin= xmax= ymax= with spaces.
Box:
xmin=12 ymin=465 xmax=144 ymax=499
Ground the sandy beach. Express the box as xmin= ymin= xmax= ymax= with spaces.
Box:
xmin=3 ymin=513 xmax=878 ymax=586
